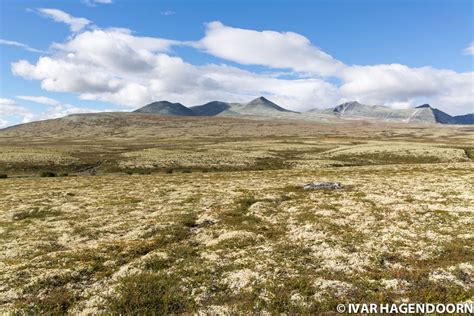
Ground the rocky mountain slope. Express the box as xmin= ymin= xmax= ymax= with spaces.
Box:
xmin=308 ymin=101 xmax=473 ymax=124
xmin=327 ymin=101 xmax=416 ymax=122
xmin=210 ymin=97 xmax=300 ymax=118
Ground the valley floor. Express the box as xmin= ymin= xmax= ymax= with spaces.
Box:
xmin=0 ymin=117 xmax=473 ymax=313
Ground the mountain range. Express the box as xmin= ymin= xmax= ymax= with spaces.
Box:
xmin=134 ymin=97 xmax=474 ymax=124
xmin=134 ymin=97 xmax=301 ymax=119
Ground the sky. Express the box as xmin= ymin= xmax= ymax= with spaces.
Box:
xmin=0 ymin=0 xmax=473 ymax=127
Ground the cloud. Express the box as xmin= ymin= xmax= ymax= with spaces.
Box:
xmin=12 ymin=57 xmax=124 ymax=95
xmin=463 ymin=42 xmax=474 ymax=55
xmin=38 ymin=8 xmax=91 ymax=32
xmin=52 ymin=28 xmax=176 ymax=73
xmin=0 ymin=98 xmax=35 ymax=125
xmin=339 ymin=64 xmax=474 ymax=114
xmin=195 ymin=22 xmax=474 ymax=114
xmin=21 ymin=104 xmax=115 ymax=125
xmin=0 ymin=98 xmax=29 ymax=115
xmin=8 ymin=21 xmax=474 ymax=118
xmin=33 ymin=104 xmax=109 ymax=121
xmin=0 ymin=96 xmax=119 ymax=128
xmin=0 ymin=118 xmax=8 ymax=128
xmin=0 ymin=39 xmax=45 ymax=53
xmin=197 ymin=21 xmax=345 ymax=77
xmin=83 ymin=0 xmax=113 ymax=5
xmin=11 ymin=30 xmax=342 ymax=110
xmin=17 ymin=95 xmax=61 ymax=106
xmin=161 ymin=10 xmax=175 ymax=16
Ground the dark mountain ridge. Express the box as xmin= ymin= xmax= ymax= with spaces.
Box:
xmin=133 ymin=101 xmax=195 ymax=116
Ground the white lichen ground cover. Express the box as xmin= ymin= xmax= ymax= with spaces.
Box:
xmin=0 ymin=147 xmax=78 ymax=166
xmin=316 ymin=142 xmax=470 ymax=163
xmin=0 ymin=117 xmax=473 ymax=313
xmin=119 ymin=148 xmax=275 ymax=169
xmin=0 ymin=162 xmax=472 ymax=314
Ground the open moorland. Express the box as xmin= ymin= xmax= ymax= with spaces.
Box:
xmin=0 ymin=114 xmax=473 ymax=314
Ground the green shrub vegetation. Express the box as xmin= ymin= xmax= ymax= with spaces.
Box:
xmin=39 ymin=171 xmax=57 ymax=177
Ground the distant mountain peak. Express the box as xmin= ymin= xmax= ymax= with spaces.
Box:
xmin=411 ymin=104 xmax=454 ymax=123
xmin=134 ymin=100 xmax=195 ymax=116
xmin=248 ymin=96 xmax=272 ymax=104
xmin=245 ymin=96 xmax=296 ymax=113
xmin=343 ymin=101 xmax=363 ymax=106
xmin=333 ymin=101 xmax=365 ymax=113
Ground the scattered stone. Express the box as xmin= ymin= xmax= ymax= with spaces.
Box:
xmin=458 ymin=269 xmax=470 ymax=283
xmin=303 ymin=182 xmax=343 ymax=190
xmin=196 ymin=218 xmax=216 ymax=228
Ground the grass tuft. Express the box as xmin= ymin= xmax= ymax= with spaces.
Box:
xmin=107 ymin=273 xmax=195 ymax=314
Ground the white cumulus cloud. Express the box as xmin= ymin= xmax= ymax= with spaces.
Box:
xmin=197 ymin=21 xmax=344 ymax=77
xmin=52 ymin=28 xmax=176 ymax=74
xmin=11 ymin=35 xmax=342 ymax=110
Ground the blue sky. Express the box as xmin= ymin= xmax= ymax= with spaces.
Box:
xmin=0 ymin=0 xmax=473 ymax=127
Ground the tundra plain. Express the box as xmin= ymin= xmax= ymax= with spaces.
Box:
xmin=0 ymin=114 xmax=473 ymax=314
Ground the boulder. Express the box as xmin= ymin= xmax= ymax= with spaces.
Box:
xmin=303 ymin=182 xmax=343 ymax=190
